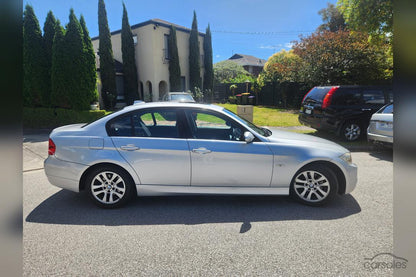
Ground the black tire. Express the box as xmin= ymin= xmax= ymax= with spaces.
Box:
xmin=85 ymin=165 xmax=134 ymax=208
xmin=341 ymin=121 xmax=363 ymax=141
xmin=290 ymin=164 xmax=338 ymax=206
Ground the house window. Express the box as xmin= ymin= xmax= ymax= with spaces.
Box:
xmin=133 ymin=35 xmax=138 ymax=45
xmin=164 ymin=34 xmax=170 ymax=60
xmin=181 ymin=77 xmax=186 ymax=91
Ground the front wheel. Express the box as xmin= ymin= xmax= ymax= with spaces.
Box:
xmin=290 ymin=164 xmax=338 ymax=206
xmin=86 ymin=166 xmax=134 ymax=208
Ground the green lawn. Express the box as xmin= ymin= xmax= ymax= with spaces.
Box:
xmin=215 ymin=103 xmax=302 ymax=127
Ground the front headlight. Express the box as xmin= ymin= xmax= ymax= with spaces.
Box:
xmin=340 ymin=152 xmax=352 ymax=164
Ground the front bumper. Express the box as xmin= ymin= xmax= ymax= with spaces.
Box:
xmin=344 ymin=162 xmax=358 ymax=194
xmin=44 ymin=156 xmax=88 ymax=192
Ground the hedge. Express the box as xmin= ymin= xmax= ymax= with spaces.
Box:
xmin=23 ymin=107 xmax=110 ymax=129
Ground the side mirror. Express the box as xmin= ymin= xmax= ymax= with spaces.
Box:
xmin=244 ymin=131 xmax=255 ymax=143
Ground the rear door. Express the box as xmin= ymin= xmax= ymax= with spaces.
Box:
xmin=360 ymin=88 xmax=386 ymax=125
xmin=108 ymin=108 xmax=191 ymax=186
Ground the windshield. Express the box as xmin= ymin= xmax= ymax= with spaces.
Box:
xmin=222 ymin=108 xmax=271 ymax=137
xmin=171 ymin=94 xmax=194 ymax=101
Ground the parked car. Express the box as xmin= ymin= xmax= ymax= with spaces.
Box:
xmin=299 ymin=85 xmax=392 ymax=141
xmin=162 ymin=92 xmax=195 ymax=102
xmin=367 ymin=103 xmax=393 ymax=147
xmin=44 ymin=102 xmax=357 ymax=208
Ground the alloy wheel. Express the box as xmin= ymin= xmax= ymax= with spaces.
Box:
xmin=293 ymin=170 xmax=330 ymax=202
xmin=344 ymin=123 xmax=361 ymax=141
xmin=90 ymin=171 xmax=126 ymax=204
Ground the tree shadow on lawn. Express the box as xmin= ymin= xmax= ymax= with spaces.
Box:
xmin=26 ymin=190 xmax=361 ymax=227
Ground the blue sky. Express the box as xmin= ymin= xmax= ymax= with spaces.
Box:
xmin=23 ymin=0 xmax=336 ymax=63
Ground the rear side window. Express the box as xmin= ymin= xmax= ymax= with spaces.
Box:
xmin=107 ymin=115 xmax=132 ymax=136
xmin=332 ymin=89 xmax=362 ymax=105
xmin=362 ymin=90 xmax=385 ymax=104
xmin=107 ymin=109 xmax=181 ymax=138
xmin=304 ymin=87 xmax=331 ymax=103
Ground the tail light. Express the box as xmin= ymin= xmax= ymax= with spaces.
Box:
xmin=302 ymin=88 xmax=313 ymax=104
xmin=48 ymin=139 xmax=56 ymax=155
xmin=322 ymin=86 xmax=339 ymax=109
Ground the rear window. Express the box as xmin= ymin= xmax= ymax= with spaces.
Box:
xmin=379 ymin=104 xmax=393 ymax=114
xmin=304 ymin=87 xmax=331 ymax=103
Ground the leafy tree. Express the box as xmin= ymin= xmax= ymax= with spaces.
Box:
xmin=168 ymin=25 xmax=182 ymax=91
xmin=213 ymin=60 xmax=251 ymax=84
xmin=121 ymin=3 xmax=139 ymax=104
xmin=51 ymin=20 xmax=70 ymax=108
xmin=257 ymin=49 xmax=303 ymax=86
xmin=293 ymin=30 xmax=386 ymax=85
xmin=189 ymin=11 xmax=201 ymax=93
xmin=317 ymin=3 xmax=346 ymax=32
xmin=43 ymin=11 xmax=57 ymax=106
xmin=64 ymin=9 xmax=91 ymax=110
xmin=337 ymin=0 xmax=392 ymax=37
xmin=98 ymin=0 xmax=117 ymax=109
xmin=80 ymin=15 xmax=98 ymax=105
xmin=203 ymin=24 xmax=213 ymax=91
xmin=23 ymin=4 xmax=48 ymax=107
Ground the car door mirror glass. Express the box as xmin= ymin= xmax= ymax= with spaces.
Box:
xmin=244 ymin=131 xmax=255 ymax=143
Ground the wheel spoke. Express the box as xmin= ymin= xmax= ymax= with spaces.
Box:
xmin=316 ymin=187 xmax=328 ymax=197
xmin=306 ymin=190 xmax=313 ymax=200
xmin=295 ymin=177 xmax=307 ymax=184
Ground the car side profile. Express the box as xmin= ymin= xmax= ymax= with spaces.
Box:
xmin=44 ymin=102 xmax=357 ymax=208
xmin=299 ymin=85 xmax=392 ymax=141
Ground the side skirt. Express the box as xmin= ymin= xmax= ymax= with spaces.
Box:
xmin=136 ymin=185 xmax=289 ymax=196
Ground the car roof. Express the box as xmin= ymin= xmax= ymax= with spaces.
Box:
xmin=167 ymin=92 xmax=192 ymax=95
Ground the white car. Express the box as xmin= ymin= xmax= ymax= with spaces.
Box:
xmin=162 ymin=92 xmax=195 ymax=103
xmin=44 ymin=102 xmax=357 ymax=208
xmin=367 ymin=103 xmax=393 ymax=147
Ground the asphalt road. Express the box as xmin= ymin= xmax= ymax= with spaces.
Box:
xmin=23 ymin=133 xmax=393 ymax=276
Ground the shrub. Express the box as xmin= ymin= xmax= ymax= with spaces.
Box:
xmin=23 ymin=107 xmax=109 ymax=129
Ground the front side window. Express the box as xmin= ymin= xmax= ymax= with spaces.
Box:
xmin=186 ymin=110 xmax=244 ymax=141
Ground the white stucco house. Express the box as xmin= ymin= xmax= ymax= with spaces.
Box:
xmin=91 ymin=18 xmax=205 ymax=105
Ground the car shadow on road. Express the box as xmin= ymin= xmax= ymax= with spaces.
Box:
xmin=369 ymin=149 xmax=393 ymax=162
xmin=26 ymin=191 xmax=361 ymax=226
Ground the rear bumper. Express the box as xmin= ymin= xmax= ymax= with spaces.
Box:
xmin=367 ymin=132 xmax=393 ymax=144
xmin=44 ymin=156 xmax=88 ymax=192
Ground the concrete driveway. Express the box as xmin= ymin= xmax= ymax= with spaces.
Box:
xmin=23 ymin=131 xmax=393 ymax=276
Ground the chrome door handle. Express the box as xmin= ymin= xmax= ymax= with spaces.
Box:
xmin=192 ymin=147 xmax=212 ymax=154
xmin=361 ymin=108 xmax=372 ymax=111
xmin=120 ymin=144 xmax=140 ymax=151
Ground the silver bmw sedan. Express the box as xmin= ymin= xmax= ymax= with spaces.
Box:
xmin=44 ymin=102 xmax=357 ymax=208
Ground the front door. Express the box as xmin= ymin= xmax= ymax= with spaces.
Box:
xmin=184 ymin=109 xmax=273 ymax=187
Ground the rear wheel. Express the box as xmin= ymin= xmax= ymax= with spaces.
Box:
xmin=341 ymin=121 xmax=362 ymax=141
xmin=86 ymin=166 xmax=134 ymax=208
xmin=290 ymin=164 xmax=338 ymax=206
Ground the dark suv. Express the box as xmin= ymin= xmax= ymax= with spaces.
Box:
xmin=299 ymin=85 xmax=393 ymax=141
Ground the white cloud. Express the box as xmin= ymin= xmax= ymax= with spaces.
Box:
xmin=215 ymin=55 xmax=221 ymax=58
xmin=284 ymin=42 xmax=294 ymax=49
xmin=259 ymin=44 xmax=282 ymax=50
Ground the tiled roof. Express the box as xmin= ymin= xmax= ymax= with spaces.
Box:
xmin=228 ymin=54 xmax=267 ymax=67
xmin=92 ymin=18 xmax=205 ymax=40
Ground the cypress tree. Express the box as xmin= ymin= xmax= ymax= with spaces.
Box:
xmin=121 ymin=2 xmax=139 ymax=104
xmin=64 ymin=8 xmax=90 ymax=110
xmin=80 ymin=15 xmax=98 ymax=105
xmin=51 ymin=20 xmax=70 ymax=108
xmin=98 ymin=0 xmax=117 ymax=109
xmin=23 ymin=4 xmax=48 ymax=107
xmin=189 ymin=11 xmax=201 ymax=93
xmin=168 ymin=25 xmax=181 ymax=91
xmin=43 ymin=11 xmax=57 ymax=106
xmin=203 ymin=24 xmax=213 ymax=91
